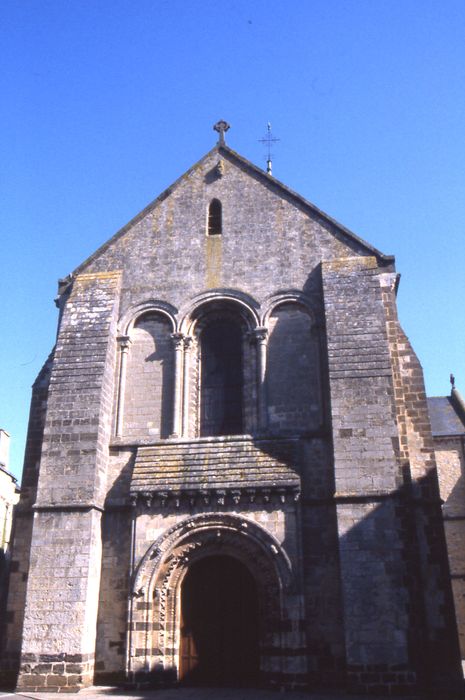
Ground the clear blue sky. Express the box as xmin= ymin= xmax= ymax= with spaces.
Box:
xmin=1 ymin=0 xmax=464 ymax=479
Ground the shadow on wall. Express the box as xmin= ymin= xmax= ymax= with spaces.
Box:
xmin=253 ymin=427 xmax=462 ymax=696
xmin=126 ymin=313 xmax=174 ymax=440
xmin=335 ymin=471 xmax=463 ymax=699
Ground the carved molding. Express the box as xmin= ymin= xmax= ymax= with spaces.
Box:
xmin=130 ymin=485 xmax=300 ymax=509
xmin=127 ymin=512 xmax=304 ymax=680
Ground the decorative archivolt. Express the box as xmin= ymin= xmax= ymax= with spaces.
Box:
xmin=178 ymin=289 xmax=260 ymax=335
xmin=132 ymin=512 xmax=294 ymax=598
xmin=127 ymin=512 xmax=301 ymax=678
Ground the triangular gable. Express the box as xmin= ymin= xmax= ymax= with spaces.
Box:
xmin=73 ymin=143 xmax=393 ymax=277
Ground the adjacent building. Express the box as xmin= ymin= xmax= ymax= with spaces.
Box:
xmin=0 ymin=430 xmax=20 ymax=642
xmin=429 ymin=380 xmax=465 ymax=661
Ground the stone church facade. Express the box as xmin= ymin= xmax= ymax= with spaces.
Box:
xmin=2 ymin=123 xmax=463 ymax=696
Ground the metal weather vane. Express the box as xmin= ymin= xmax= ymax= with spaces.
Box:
xmin=258 ymin=122 xmax=280 ymax=175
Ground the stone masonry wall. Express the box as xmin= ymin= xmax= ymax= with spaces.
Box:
xmin=94 ymin=509 xmax=132 ymax=684
xmin=16 ymin=271 xmax=122 ymax=692
xmin=17 ymin=509 xmax=102 ymax=691
xmin=299 ymin=437 xmax=346 ymax=688
xmin=322 ymin=256 xmax=414 ymax=696
xmin=77 ymin=148 xmax=374 ymax=322
xmin=1 ymin=359 xmax=52 ymax=684
xmin=382 ymin=274 xmax=463 ymax=697
xmin=33 ymin=272 xmax=121 ymax=508
xmin=267 ymin=304 xmax=322 ymax=433
xmin=436 ymin=437 xmax=465 ymax=516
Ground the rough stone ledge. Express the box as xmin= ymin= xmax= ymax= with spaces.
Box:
xmin=110 ymin=431 xmax=328 ymax=449
xmin=31 ymin=503 xmax=104 ymax=512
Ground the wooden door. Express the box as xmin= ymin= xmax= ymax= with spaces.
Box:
xmin=179 ymin=555 xmax=259 ymax=686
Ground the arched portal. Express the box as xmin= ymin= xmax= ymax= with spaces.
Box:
xmin=128 ymin=513 xmax=306 ymax=687
xmin=179 ymin=555 xmax=259 ymax=686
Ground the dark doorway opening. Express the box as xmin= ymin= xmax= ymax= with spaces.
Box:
xmin=199 ymin=320 xmax=243 ymax=436
xmin=179 ymin=555 xmax=259 ymax=686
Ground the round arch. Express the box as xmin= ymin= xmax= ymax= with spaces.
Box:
xmin=178 ymin=292 xmax=260 ymax=437
xmin=119 ymin=300 xmax=178 ymax=336
xmin=178 ymin=290 xmax=260 ymax=335
xmin=261 ymin=291 xmax=316 ymax=327
xmin=128 ymin=513 xmax=296 ymax=684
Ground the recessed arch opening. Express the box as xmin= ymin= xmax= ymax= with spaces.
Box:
xmin=124 ymin=310 xmax=174 ymax=439
xmin=183 ymin=299 xmax=257 ymax=437
xmin=199 ymin=317 xmax=243 ymax=436
xmin=266 ymin=302 xmax=321 ymax=433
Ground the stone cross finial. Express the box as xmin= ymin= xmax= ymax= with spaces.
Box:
xmin=213 ymin=120 xmax=230 ymax=145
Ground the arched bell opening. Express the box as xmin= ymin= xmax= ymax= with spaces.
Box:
xmin=179 ymin=554 xmax=259 ymax=686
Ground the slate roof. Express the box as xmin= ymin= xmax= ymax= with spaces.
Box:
xmin=427 ymin=394 xmax=465 ymax=437
xmin=130 ymin=435 xmax=300 ymax=496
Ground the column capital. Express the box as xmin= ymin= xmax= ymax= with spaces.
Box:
xmin=170 ymin=332 xmax=185 ymax=349
xmin=250 ymin=326 xmax=268 ymax=344
xmin=183 ymin=335 xmax=194 ymax=350
xmin=117 ymin=335 xmax=132 ymax=351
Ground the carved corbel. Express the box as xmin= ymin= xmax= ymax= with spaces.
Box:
xmin=246 ymin=488 xmax=256 ymax=503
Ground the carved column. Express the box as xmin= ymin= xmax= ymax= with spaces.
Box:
xmin=115 ymin=335 xmax=131 ymax=437
xmin=171 ymin=332 xmax=184 ymax=438
xmin=253 ymin=327 xmax=268 ymax=433
xmin=182 ymin=336 xmax=193 ymax=437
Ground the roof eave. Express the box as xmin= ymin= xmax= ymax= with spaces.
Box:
xmin=72 ymin=144 xmax=222 ymax=277
xmin=219 ymin=145 xmax=395 ymax=265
